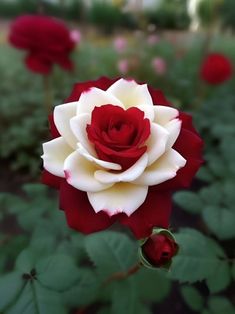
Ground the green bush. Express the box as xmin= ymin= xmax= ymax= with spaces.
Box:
xmin=220 ymin=0 xmax=235 ymax=31
xmin=146 ymin=0 xmax=190 ymax=30
xmin=88 ymin=1 xmax=125 ymax=33
xmin=0 ymin=0 xmax=83 ymax=21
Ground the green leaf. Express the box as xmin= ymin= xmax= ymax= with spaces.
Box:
xmin=208 ymin=296 xmax=235 ymax=314
xmin=85 ymin=231 xmax=138 ymax=278
xmin=36 ymin=254 xmax=79 ymax=291
xmin=5 ymin=281 xmax=66 ymax=314
xmin=196 ymin=166 xmax=214 ymax=182
xmin=135 ymin=268 xmax=171 ymax=302
xmin=202 ymin=206 xmax=235 ymax=240
xmin=208 ymin=157 xmax=228 ymax=178
xmin=97 ymin=307 xmax=111 ymax=314
xmin=111 ymin=279 xmax=151 ymax=314
xmin=0 ymin=272 xmax=24 ymax=311
xmin=15 ymin=250 xmax=38 ymax=273
xmin=206 ymin=260 xmax=231 ymax=293
xmin=199 ymin=184 xmax=222 ymax=206
xmin=169 ymin=228 xmax=224 ymax=283
xmin=232 ymin=262 xmax=235 ymax=280
xmin=173 ymin=191 xmax=203 ymax=214
xmin=223 ymin=180 xmax=235 ymax=208
xmin=63 ymin=268 xmax=99 ymax=307
xmin=181 ymin=286 xmax=204 ymax=311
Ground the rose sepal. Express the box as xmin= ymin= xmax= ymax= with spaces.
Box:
xmin=138 ymin=227 xmax=179 ymax=270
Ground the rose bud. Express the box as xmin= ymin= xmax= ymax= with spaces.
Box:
xmin=139 ymin=228 xmax=178 ymax=269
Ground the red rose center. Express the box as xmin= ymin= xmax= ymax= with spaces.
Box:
xmin=86 ymin=104 xmax=150 ymax=170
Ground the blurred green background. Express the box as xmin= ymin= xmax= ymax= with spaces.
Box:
xmin=0 ymin=1 xmax=235 ymax=314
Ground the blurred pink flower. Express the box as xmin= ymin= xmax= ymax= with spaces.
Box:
xmin=147 ymin=34 xmax=160 ymax=46
xmin=70 ymin=29 xmax=81 ymax=45
xmin=118 ymin=59 xmax=129 ymax=74
xmin=152 ymin=57 xmax=167 ymax=75
xmin=113 ymin=36 xmax=127 ymax=53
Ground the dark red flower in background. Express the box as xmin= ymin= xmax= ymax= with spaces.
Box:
xmin=200 ymin=53 xmax=233 ymax=85
xmin=9 ymin=15 xmax=75 ymax=75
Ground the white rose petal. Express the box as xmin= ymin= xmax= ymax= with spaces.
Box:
xmin=165 ymin=118 xmax=182 ymax=150
xmin=94 ymin=153 xmax=148 ymax=184
xmin=54 ymin=101 xmax=78 ymax=148
xmin=146 ymin=123 xmax=169 ymax=166
xmin=77 ymin=144 xmax=122 ymax=171
xmin=64 ymin=151 xmax=113 ymax=192
xmin=70 ymin=113 xmax=96 ymax=156
xmin=42 ymin=137 xmax=73 ymax=177
xmin=107 ymin=78 xmax=153 ymax=109
xmin=87 ymin=182 xmax=148 ymax=216
xmin=133 ymin=149 xmax=186 ymax=186
xmin=77 ymin=87 xmax=124 ymax=116
xmin=154 ymin=105 xmax=179 ymax=126
xmin=136 ymin=104 xmax=155 ymax=121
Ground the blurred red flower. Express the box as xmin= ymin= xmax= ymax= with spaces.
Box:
xmin=9 ymin=15 xmax=75 ymax=75
xmin=200 ymin=53 xmax=233 ymax=85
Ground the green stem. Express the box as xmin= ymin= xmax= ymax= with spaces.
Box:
xmin=103 ymin=262 xmax=142 ymax=286
xmin=42 ymin=75 xmax=53 ymax=114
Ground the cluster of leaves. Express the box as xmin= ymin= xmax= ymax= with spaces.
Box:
xmin=1 ymin=182 xmax=234 ymax=313
xmin=0 ymin=184 xmax=172 ymax=313
xmin=0 ymin=0 xmax=84 ymax=21
xmin=146 ymin=0 xmax=190 ymax=30
xmin=0 ymin=0 xmax=190 ymax=31
xmin=173 ymin=86 xmax=235 ymax=312
xmin=197 ymin=0 xmax=235 ymax=31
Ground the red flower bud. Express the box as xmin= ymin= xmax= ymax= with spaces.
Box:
xmin=140 ymin=230 xmax=178 ymax=268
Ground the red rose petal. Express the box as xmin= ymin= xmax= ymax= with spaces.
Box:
xmin=148 ymin=87 xmax=172 ymax=106
xmin=48 ymin=114 xmax=60 ymax=138
xmin=119 ymin=190 xmax=172 ymax=239
xmin=87 ymin=104 xmax=150 ymax=170
xmin=25 ymin=53 xmax=52 ymax=75
xmin=60 ymin=181 xmax=114 ymax=234
xmin=41 ymin=170 xmax=62 ymax=190
xmin=66 ymin=77 xmax=119 ymax=102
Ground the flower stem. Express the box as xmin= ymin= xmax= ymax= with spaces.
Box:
xmin=103 ymin=263 xmax=142 ymax=286
xmin=42 ymin=75 xmax=53 ymax=114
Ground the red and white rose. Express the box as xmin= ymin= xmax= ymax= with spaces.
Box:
xmin=42 ymin=77 xmax=203 ymax=239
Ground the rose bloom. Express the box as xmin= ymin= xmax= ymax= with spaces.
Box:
xmin=152 ymin=57 xmax=167 ymax=75
xmin=42 ymin=77 xmax=203 ymax=239
xmin=8 ymin=15 xmax=75 ymax=75
xmin=200 ymin=53 xmax=233 ymax=85
xmin=113 ymin=36 xmax=127 ymax=53
xmin=142 ymin=233 xmax=178 ymax=267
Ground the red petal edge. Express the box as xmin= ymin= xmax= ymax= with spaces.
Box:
xmin=119 ymin=190 xmax=172 ymax=239
xmin=60 ymin=180 xmax=114 ymax=234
